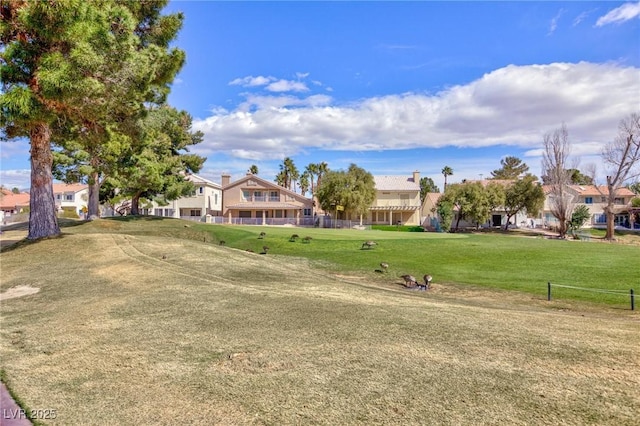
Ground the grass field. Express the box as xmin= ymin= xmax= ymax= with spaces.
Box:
xmin=1 ymin=217 xmax=639 ymax=425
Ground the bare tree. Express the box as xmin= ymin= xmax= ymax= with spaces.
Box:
xmin=542 ymin=123 xmax=575 ymax=238
xmin=601 ymin=113 xmax=640 ymax=240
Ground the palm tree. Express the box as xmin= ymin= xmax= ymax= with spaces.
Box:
xmin=316 ymin=161 xmax=329 ymax=190
xmin=278 ymin=157 xmax=299 ymax=191
xmin=248 ymin=165 xmax=258 ymax=175
xmin=305 ymin=163 xmax=319 ymax=195
xmin=442 ymin=166 xmax=453 ymax=191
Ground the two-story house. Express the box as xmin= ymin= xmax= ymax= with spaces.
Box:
xmin=369 ymin=171 xmax=422 ymax=226
xmin=542 ymin=185 xmax=636 ymax=229
xmin=53 ymin=183 xmax=88 ymax=217
xmin=221 ymin=173 xmax=314 ymax=225
xmin=139 ymin=174 xmax=223 ymax=220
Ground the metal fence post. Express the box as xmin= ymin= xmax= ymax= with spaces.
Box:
xmin=548 ymin=282 xmax=551 ymax=301
xmin=631 ymin=289 xmax=635 ymax=311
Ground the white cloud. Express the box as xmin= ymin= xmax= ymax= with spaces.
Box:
xmin=228 ymin=75 xmax=274 ymax=87
xmin=548 ymin=8 xmax=566 ymax=35
xmin=295 ymin=72 xmax=310 ymax=79
xmin=193 ymin=62 xmax=640 ymax=161
xmin=266 ymin=79 xmax=309 ymax=93
xmin=0 ymin=169 xmax=31 ymax=190
xmin=596 ymin=2 xmax=640 ymax=26
xmin=237 ymin=94 xmax=332 ymax=111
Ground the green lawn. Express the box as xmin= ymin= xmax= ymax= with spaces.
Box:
xmin=84 ymin=217 xmax=637 ymax=308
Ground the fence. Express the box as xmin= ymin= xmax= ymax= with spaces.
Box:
xmin=547 ymin=282 xmax=635 ymax=310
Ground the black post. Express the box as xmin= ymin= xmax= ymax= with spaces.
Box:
xmin=631 ymin=289 xmax=635 ymax=311
xmin=548 ymin=281 xmax=551 ymax=301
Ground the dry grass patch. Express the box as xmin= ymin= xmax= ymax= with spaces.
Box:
xmin=1 ymin=232 xmax=639 ymax=425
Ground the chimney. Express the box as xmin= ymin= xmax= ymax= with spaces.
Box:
xmin=412 ymin=170 xmax=420 ymax=183
xmin=221 ymin=174 xmax=231 ymax=187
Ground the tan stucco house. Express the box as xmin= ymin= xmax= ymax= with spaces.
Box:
xmin=221 ymin=173 xmax=314 ymax=225
xmin=369 ymin=171 xmax=422 ymax=226
xmin=542 ymin=185 xmax=636 ymax=229
xmin=138 ymin=174 xmax=223 ymax=220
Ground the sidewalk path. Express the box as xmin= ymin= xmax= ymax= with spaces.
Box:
xmin=0 ymin=382 xmax=31 ymax=426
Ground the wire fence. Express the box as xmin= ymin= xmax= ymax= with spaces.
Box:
xmin=547 ymin=282 xmax=635 ymax=310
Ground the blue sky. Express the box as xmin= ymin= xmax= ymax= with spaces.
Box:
xmin=1 ymin=1 xmax=639 ymax=192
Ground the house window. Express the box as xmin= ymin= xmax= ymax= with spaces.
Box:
xmin=65 ymin=194 xmax=74 ymax=201
xmin=584 ymin=197 xmax=593 ymax=204
xmin=601 ymin=197 xmax=607 ymax=203
xmin=303 ymin=208 xmax=312 ymax=216
xmin=269 ymin=191 xmax=279 ymax=202
xmin=198 ymin=186 xmax=204 ymax=195
xmin=214 ymin=194 xmax=218 ymax=204
xmin=154 ymin=208 xmax=164 ymax=217
xmin=189 ymin=209 xmax=201 ymax=216
xmin=614 ymin=198 xmax=624 ymax=205
xmin=239 ymin=210 xmax=251 ymax=218
xmin=594 ymin=214 xmax=606 ymax=224
xmin=56 ymin=194 xmax=61 ymax=200
xmin=400 ymin=194 xmax=410 ymax=206
xmin=254 ymin=191 xmax=265 ymax=202
xmin=242 ymin=190 xmax=251 ymax=201
xmin=165 ymin=209 xmax=174 ymax=217
xmin=275 ymin=210 xmax=283 ymax=218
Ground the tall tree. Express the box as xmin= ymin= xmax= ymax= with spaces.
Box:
xmin=304 ymin=163 xmax=319 ymax=195
xmin=316 ymin=161 xmax=329 ymax=191
xmin=503 ymin=174 xmax=545 ymax=231
xmin=316 ymin=164 xmax=375 ymax=221
xmin=248 ymin=165 xmax=259 ymax=175
xmin=1 ymin=0 xmax=185 ymax=237
xmin=438 ymin=181 xmax=497 ymax=231
xmin=112 ymin=106 xmax=205 ymax=214
xmin=419 ymin=177 xmax=440 ymax=203
xmin=442 ymin=166 xmax=453 ymax=191
xmin=275 ymin=157 xmax=299 ymax=191
xmin=490 ymin=156 xmax=529 ymax=179
xmin=59 ymin=1 xmax=186 ymax=218
xmin=542 ymin=168 xmax=594 ymax=185
xmin=299 ymin=171 xmax=310 ymax=196
xmin=542 ymin=124 xmax=575 ymax=238
xmin=1 ymin=1 xmax=101 ymax=238
xmin=601 ymin=113 xmax=640 ymax=240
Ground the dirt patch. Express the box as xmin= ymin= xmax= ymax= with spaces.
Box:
xmin=0 ymin=285 xmax=40 ymax=301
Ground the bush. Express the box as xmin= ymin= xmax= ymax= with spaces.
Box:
xmin=59 ymin=206 xmax=79 ymax=219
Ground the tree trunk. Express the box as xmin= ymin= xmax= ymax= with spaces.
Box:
xmin=605 ymin=205 xmax=615 ymax=240
xmin=605 ymin=177 xmax=616 ymax=240
xmin=28 ymin=123 xmax=60 ymax=240
xmin=87 ymin=172 xmax=101 ymax=219
xmin=455 ymin=212 xmax=462 ymax=231
xmin=503 ymin=215 xmax=511 ymax=231
xmin=131 ymin=192 xmax=141 ymax=215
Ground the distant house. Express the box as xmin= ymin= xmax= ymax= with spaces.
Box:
xmin=542 ymin=185 xmax=636 ymax=229
xmin=53 ymin=183 xmax=88 ymax=217
xmin=138 ymin=174 xmax=223 ymax=221
xmin=221 ymin=173 xmax=314 ymax=225
xmin=369 ymin=171 xmax=422 ymax=226
xmin=420 ymin=192 xmax=442 ymax=230
xmin=422 ymin=179 xmax=534 ymax=231
xmin=0 ymin=189 xmax=30 ymax=222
